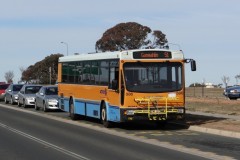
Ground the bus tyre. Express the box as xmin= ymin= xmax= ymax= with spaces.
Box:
xmin=70 ymin=100 xmax=78 ymax=120
xmin=101 ymin=103 xmax=112 ymax=128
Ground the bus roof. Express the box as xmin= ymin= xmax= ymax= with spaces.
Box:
xmin=59 ymin=49 xmax=184 ymax=62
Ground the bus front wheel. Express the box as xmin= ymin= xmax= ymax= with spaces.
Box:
xmin=101 ymin=103 xmax=112 ymax=128
xmin=69 ymin=99 xmax=78 ymax=120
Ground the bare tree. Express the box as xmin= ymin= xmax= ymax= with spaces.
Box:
xmin=19 ymin=66 xmax=25 ymax=74
xmin=235 ymin=74 xmax=240 ymax=85
xmin=19 ymin=66 xmax=25 ymax=83
xmin=222 ymin=76 xmax=230 ymax=88
xmin=5 ymin=70 xmax=14 ymax=83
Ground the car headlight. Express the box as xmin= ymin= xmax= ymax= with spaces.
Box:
xmin=26 ymin=97 xmax=35 ymax=100
xmin=47 ymin=99 xmax=58 ymax=103
xmin=230 ymin=90 xmax=238 ymax=93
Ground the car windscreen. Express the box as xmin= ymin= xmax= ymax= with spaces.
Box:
xmin=25 ymin=86 xmax=42 ymax=94
xmin=0 ymin=84 xmax=9 ymax=90
xmin=45 ymin=87 xmax=58 ymax=95
xmin=13 ymin=85 xmax=23 ymax=91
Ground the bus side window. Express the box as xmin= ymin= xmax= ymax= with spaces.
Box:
xmin=111 ymin=79 xmax=118 ymax=90
xmin=109 ymin=65 xmax=119 ymax=90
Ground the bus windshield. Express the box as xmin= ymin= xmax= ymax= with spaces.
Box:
xmin=123 ymin=62 xmax=183 ymax=93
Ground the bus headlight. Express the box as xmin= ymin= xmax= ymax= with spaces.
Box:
xmin=125 ymin=110 xmax=135 ymax=115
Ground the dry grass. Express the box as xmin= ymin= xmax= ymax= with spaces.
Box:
xmin=185 ymin=87 xmax=240 ymax=115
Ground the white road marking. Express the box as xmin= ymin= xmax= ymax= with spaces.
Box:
xmin=0 ymin=122 xmax=90 ymax=160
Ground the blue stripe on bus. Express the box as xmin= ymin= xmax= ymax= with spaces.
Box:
xmin=61 ymin=97 xmax=121 ymax=122
xmin=63 ymin=98 xmax=69 ymax=112
xmin=107 ymin=104 xmax=121 ymax=122
xmin=86 ymin=103 xmax=100 ymax=119
xmin=74 ymin=101 xmax=85 ymax=116
xmin=75 ymin=99 xmax=100 ymax=118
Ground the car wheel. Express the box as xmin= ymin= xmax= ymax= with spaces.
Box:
xmin=35 ymin=102 xmax=39 ymax=110
xmin=23 ymin=99 xmax=27 ymax=108
xmin=10 ymin=98 xmax=14 ymax=105
xmin=18 ymin=100 xmax=21 ymax=107
xmin=229 ymin=97 xmax=237 ymax=100
xmin=4 ymin=97 xmax=8 ymax=104
xmin=101 ymin=103 xmax=112 ymax=128
xmin=43 ymin=103 xmax=48 ymax=112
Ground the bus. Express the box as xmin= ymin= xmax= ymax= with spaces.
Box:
xmin=57 ymin=49 xmax=196 ymax=127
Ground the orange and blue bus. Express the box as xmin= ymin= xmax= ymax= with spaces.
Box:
xmin=57 ymin=49 xmax=196 ymax=127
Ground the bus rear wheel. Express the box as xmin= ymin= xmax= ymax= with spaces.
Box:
xmin=69 ymin=99 xmax=78 ymax=120
xmin=101 ymin=103 xmax=112 ymax=128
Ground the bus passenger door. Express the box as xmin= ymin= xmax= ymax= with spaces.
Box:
xmin=106 ymin=67 xmax=121 ymax=122
xmin=108 ymin=67 xmax=120 ymax=106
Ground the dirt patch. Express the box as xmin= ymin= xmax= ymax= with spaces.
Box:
xmin=185 ymin=114 xmax=240 ymax=132
xmin=184 ymin=96 xmax=240 ymax=133
xmin=186 ymin=97 xmax=240 ymax=115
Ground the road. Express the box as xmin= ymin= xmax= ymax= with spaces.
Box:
xmin=0 ymin=102 xmax=239 ymax=160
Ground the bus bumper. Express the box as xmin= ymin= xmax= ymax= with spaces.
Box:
xmin=120 ymin=107 xmax=185 ymax=122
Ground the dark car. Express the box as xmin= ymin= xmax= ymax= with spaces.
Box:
xmin=18 ymin=84 xmax=42 ymax=107
xmin=0 ymin=83 xmax=10 ymax=101
xmin=35 ymin=85 xmax=58 ymax=112
xmin=5 ymin=84 xmax=24 ymax=104
xmin=224 ymin=86 xmax=240 ymax=100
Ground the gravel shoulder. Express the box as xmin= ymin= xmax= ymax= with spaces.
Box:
xmin=185 ymin=97 xmax=240 ymax=135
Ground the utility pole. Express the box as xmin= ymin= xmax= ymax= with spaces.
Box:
xmin=49 ymin=67 xmax=51 ymax=84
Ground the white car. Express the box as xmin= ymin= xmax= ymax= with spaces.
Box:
xmin=35 ymin=85 xmax=58 ymax=112
xmin=18 ymin=84 xmax=42 ymax=108
xmin=5 ymin=84 xmax=23 ymax=104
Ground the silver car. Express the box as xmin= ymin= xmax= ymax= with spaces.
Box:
xmin=35 ymin=85 xmax=58 ymax=112
xmin=18 ymin=84 xmax=42 ymax=108
xmin=5 ymin=84 xmax=24 ymax=105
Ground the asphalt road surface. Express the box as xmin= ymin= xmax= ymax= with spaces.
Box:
xmin=0 ymin=102 xmax=239 ymax=160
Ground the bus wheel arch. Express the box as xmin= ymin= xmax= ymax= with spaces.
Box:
xmin=100 ymin=101 xmax=112 ymax=128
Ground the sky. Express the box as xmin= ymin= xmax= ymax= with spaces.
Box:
xmin=0 ymin=0 xmax=240 ymax=86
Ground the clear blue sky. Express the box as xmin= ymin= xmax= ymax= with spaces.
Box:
xmin=1 ymin=0 xmax=240 ymax=86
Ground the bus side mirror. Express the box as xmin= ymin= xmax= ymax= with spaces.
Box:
xmin=191 ymin=60 xmax=196 ymax=71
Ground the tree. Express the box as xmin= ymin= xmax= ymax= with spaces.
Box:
xmin=95 ymin=22 xmax=168 ymax=52
xmin=189 ymin=83 xmax=204 ymax=87
xmin=222 ymin=76 xmax=230 ymax=88
xmin=151 ymin=30 xmax=168 ymax=48
xmin=21 ymin=53 xmax=63 ymax=84
xmin=5 ymin=70 xmax=14 ymax=83
xmin=21 ymin=65 xmax=34 ymax=84
xmin=235 ymin=74 xmax=240 ymax=85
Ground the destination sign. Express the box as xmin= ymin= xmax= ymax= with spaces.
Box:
xmin=133 ymin=51 xmax=172 ymax=59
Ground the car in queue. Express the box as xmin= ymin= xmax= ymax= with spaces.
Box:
xmin=0 ymin=83 xmax=10 ymax=101
xmin=5 ymin=84 xmax=24 ymax=105
xmin=18 ymin=84 xmax=42 ymax=108
xmin=35 ymin=85 xmax=58 ymax=112
xmin=224 ymin=85 xmax=240 ymax=100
